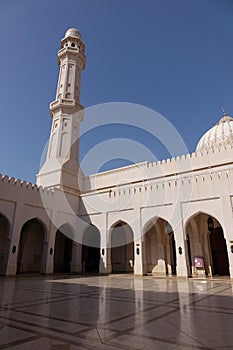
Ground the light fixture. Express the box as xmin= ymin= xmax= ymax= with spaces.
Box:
xmin=207 ymin=216 xmax=214 ymax=232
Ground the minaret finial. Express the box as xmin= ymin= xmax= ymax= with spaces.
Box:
xmin=221 ymin=106 xmax=227 ymax=116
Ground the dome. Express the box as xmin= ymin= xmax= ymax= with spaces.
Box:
xmin=65 ymin=27 xmax=82 ymax=40
xmin=196 ymin=114 xmax=233 ymax=152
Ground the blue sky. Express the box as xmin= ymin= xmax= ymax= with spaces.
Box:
xmin=0 ymin=0 xmax=233 ymax=182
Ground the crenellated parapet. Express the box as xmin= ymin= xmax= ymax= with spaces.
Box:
xmin=0 ymin=174 xmax=51 ymax=193
xmin=82 ymin=144 xmax=233 ymax=194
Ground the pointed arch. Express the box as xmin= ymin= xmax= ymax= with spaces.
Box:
xmin=184 ymin=211 xmax=224 ymax=235
xmin=82 ymin=224 xmax=100 ymax=273
xmin=143 ymin=216 xmax=177 ymax=276
xmin=17 ymin=218 xmax=46 ymax=274
xmin=185 ymin=212 xmax=229 ymax=277
xmin=142 ymin=215 xmax=174 ymax=236
xmin=110 ymin=220 xmax=134 ymax=273
xmin=20 ymin=216 xmax=48 ymax=242
xmin=54 ymin=223 xmax=74 ymax=273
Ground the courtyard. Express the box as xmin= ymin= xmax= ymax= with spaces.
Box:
xmin=0 ymin=274 xmax=232 ymax=349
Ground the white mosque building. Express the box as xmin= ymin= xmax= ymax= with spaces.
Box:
xmin=1 ymin=28 xmax=233 ymax=279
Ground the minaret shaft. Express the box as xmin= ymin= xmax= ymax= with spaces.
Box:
xmin=56 ymin=59 xmax=81 ymax=102
xmin=36 ymin=28 xmax=86 ymax=194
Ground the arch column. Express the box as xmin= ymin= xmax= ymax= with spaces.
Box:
xmin=166 ymin=236 xmax=172 ymax=275
xmin=99 ymin=227 xmax=110 ymax=274
xmin=221 ymin=195 xmax=233 ymax=278
xmin=71 ymin=242 xmax=82 ymax=273
xmin=0 ymin=215 xmax=10 ymax=276
xmin=141 ymin=234 xmax=148 ymax=275
xmin=1 ymin=238 xmax=10 ymax=275
xmin=5 ymin=203 xmax=24 ymax=276
xmin=40 ymin=241 xmax=48 ymax=273
xmin=42 ymin=224 xmax=57 ymax=274
xmin=173 ymin=224 xmax=188 ymax=277
xmin=134 ymin=236 xmax=144 ymax=275
xmin=133 ymin=216 xmax=144 ymax=276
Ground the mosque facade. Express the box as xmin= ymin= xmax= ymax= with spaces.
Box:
xmin=1 ymin=28 xmax=233 ymax=279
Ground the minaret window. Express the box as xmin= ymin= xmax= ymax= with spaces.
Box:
xmin=71 ymin=42 xmax=75 ymax=47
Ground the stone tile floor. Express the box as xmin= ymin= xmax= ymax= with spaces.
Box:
xmin=0 ymin=274 xmax=233 ymax=349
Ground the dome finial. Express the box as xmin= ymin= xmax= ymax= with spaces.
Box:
xmin=65 ymin=27 xmax=82 ymax=40
xmin=221 ymin=106 xmax=227 ymax=116
xmin=195 ymin=110 xmax=233 ymax=152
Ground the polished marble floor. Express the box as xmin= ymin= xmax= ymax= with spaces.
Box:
xmin=0 ymin=274 xmax=233 ymax=349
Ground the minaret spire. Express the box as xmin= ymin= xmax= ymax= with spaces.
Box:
xmin=51 ymin=27 xmax=86 ymax=115
xmin=36 ymin=27 xmax=86 ymax=194
xmin=221 ymin=106 xmax=227 ymax=116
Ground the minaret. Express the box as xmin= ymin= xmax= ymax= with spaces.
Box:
xmin=37 ymin=28 xmax=86 ymax=194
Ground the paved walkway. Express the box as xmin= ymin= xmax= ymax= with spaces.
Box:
xmin=0 ymin=274 xmax=232 ymax=349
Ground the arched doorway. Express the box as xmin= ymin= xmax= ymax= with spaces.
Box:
xmin=17 ymin=218 xmax=45 ymax=274
xmin=143 ymin=218 xmax=177 ymax=276
xmin=82 ymin=225 xmax=100 ymax=273
xmin=0 ymin=214 xmax=10 ymax=275
xmin=185 ymin=213 xmax=229 ymax=277
xmin=110 ymin=222 xmax=134 ymax=273
xmin=210 ymin=227 xmax=229 ymax=276
xmin=54 ymin=225 xmax=73 ymax=273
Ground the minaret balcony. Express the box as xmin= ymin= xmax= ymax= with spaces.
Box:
xmin=50 ymin=99 xmax=75 ymax=109
xmin=58 ymin=47 xmax=86 ymax=66
xmin=49 ymin=99 xmax=83 ymax=117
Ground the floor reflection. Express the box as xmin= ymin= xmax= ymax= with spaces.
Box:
xmin=0 ymin=275 xmax=233 ymax=349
